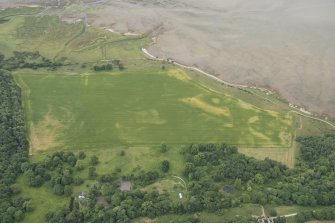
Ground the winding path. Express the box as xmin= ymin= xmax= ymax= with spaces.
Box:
xmin=252 ymin=206 xmax=297 ymax=220
xmin=172 ymin=175 xmax=187 ymax=191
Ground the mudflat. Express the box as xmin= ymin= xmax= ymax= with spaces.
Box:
xmin=1 ymin=0 xmax=335 ymax=116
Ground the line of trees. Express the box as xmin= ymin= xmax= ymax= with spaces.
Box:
xmin=295 ymin=208 xmax=335 ymax=223
xmin=93 ymin=60 xmax=124 ymax=72
xmin=0 ymin=51 xmax=64 ymax=71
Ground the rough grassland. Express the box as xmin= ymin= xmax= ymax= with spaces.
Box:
xmin=238 ymin=146 xmax=295 ymax=168
xmin=14 ymin=67 xmax=293 ymax=153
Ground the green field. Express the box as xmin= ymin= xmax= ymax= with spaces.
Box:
xmin=15 ymin=67 xmax=293 ymax=154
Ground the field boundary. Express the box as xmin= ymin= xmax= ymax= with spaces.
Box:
xmin=13 ymin=74 xmax=34 ymax=155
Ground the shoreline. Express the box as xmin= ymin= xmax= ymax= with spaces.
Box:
xmin=141 ymin=47 xmax=335 ymax=128
xmin=142 ymin=48 xmax=248 ymax=89
xmin=106 ymin=28 xmax=141 ymax=36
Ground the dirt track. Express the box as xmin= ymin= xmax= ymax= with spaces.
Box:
xmin=1 ymin=0 xmax=335 ymax=116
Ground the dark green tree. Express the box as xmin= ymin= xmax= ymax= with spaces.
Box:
xmin=161 ymin=160 xmax=170 ymax=173
xmin=78 ymin=151 xmax=86 ymax=160
xmin=90 ymin=155 xmax=99 ymax=165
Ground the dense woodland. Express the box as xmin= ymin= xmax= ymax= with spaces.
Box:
xmin=0 ymin=69 xmax=31 ymax=222
xmin=1 ymin=51 xmax=335 ymax=222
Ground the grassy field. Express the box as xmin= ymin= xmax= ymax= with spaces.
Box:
xmin=14 ymin=67 xmax=293 ymax=154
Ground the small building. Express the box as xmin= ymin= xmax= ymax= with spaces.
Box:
xmin=257 ymin=217 xmax=275 ymax=223
xmin=119 ymin=180 xmax=132 ymax=191
xmin=223 ymin=185 xmax=234 ymax=193
xmin=78 ymin=192 xmax=85 ymax=199
xmin=179 ymin=193 xmax=183 ymax=199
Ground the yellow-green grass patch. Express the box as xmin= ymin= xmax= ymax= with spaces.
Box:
xmin=238 ymin=146 xmax=295 ymax=168
xmin=29 ymin=111 xmax=64 ymax=152
xmin=180 ymin=96 xmax=231 ymax=117
xmin=167 ymin=68 xmax=191 ymax=81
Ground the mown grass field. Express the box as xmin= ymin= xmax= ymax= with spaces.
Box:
xmin=14 ymin=67 xmax=293 ymax=153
